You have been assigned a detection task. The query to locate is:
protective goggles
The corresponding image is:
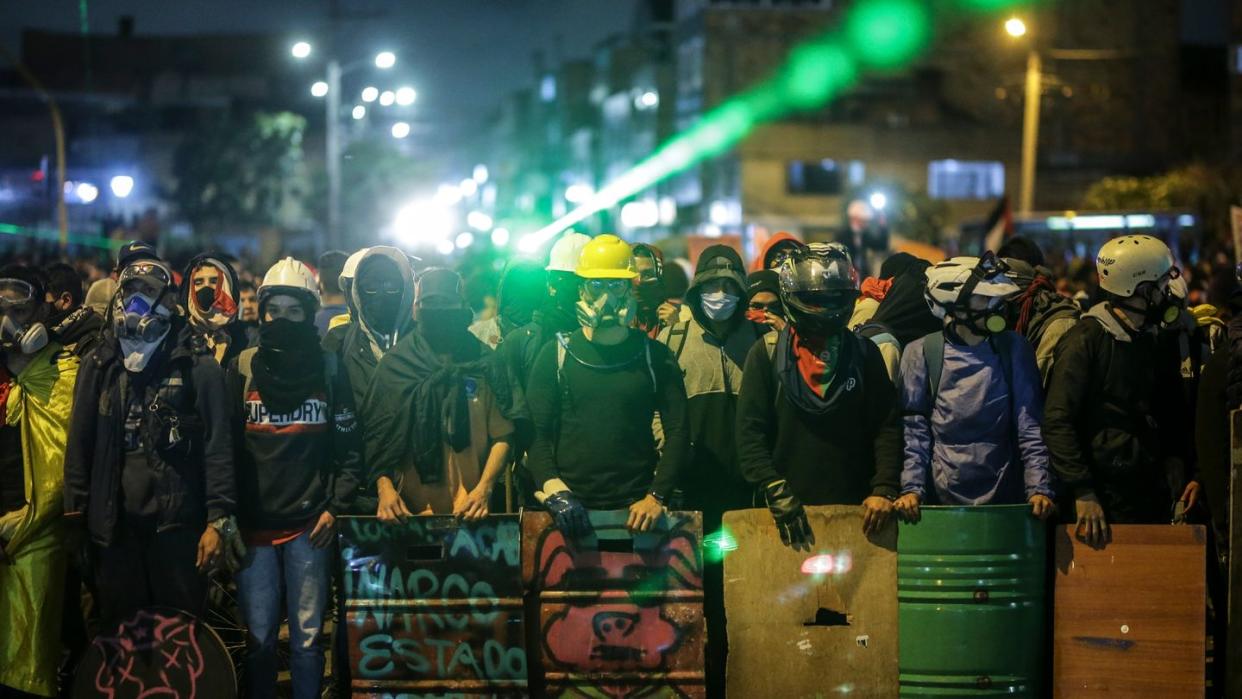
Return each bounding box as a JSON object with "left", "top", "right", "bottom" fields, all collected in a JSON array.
[
  {"left": 0, "top": 279, "right": 36, "bottom": 310},
  {"left": 582, "top": 278, "right": 633, "bottom": 297},
  {"left": 118, "top": 260, "right": 172, "bottom": 289}
]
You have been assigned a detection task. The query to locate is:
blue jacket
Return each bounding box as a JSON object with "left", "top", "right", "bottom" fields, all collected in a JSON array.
[{"left": 898, "top": 331, "right": 1055, "bottom": 505}]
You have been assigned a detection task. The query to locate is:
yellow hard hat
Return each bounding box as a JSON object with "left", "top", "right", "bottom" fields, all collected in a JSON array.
[{"left": 575, "top": 234, "right": 637, "bottom": 280}]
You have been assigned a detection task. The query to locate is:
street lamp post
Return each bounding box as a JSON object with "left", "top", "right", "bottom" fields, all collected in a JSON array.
[
  {"left": 326, "top": 58, "right": 343, "bottom": 249},
  {"left": 296, "top": 43, "right": 397, "bottom": 249},
  {"left": 1019, "top": 48, "right": 1041, "bottom": 217},
  {"left": 1006, "top": 17, "right": 1041, "bottom": 216}
]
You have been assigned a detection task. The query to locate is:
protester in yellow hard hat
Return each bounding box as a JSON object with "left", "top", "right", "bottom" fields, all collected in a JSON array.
[{"left": 525, "top": 234, "right": 690, "bottom": 539}]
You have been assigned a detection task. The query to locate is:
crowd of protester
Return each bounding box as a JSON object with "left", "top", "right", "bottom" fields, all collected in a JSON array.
[{"left": 0, "top": 227, "right": 1236, "bottom": 698}]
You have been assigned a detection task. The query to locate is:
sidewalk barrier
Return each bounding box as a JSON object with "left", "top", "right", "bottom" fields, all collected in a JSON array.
[
  {"left": 898, "top": 505, "right": 1046, "bottom": 697},
  {"left": 521, "top": 509, "right": 705, "bottom": 697},
  {"left": 1053, "top": 524, "right": 1206, "bottom": 697},
  {"left": 723, "top": 505, "right": 898, "bottom": 697},
  {"left": 337, "top": 515, "right": 526, "bottom": 696}
]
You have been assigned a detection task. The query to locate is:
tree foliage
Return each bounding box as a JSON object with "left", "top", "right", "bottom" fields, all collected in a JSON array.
[
  {"left": 1082, "top": 164, "right": 1242, "bottom": 248},
  {"left": 172, "top": 111, "right": 309, "bottom": 233}
]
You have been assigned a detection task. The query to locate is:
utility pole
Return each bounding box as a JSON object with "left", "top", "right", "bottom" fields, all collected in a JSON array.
[
  {"left": 326, "top": 58, "right": 342, "bottom": 250},
  {"left": 1018, "top": 49, "right": 1041, "bottom": 216}
]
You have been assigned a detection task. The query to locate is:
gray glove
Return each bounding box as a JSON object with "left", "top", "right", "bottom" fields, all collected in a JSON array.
[{"left": 210, "top": 516, "right": 248, "bottom": 572}]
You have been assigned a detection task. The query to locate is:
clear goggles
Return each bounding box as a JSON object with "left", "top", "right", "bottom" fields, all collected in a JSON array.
[{"left": 0, "top": 279, "right": 36, "bottom": 310}]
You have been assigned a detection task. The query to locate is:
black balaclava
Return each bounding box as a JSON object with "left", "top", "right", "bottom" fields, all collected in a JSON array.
[
  {"left": 253, "top": 293, "right": 323, "bottom": 414},
  {"left": 415, "top": 268, "right": 476, "bottom": 359},
  {"left": 357, "top": 256, "right": 405, "bottom": 336},
  {"left": 497, "top": 260, "right": 547, "bottom": 337}
]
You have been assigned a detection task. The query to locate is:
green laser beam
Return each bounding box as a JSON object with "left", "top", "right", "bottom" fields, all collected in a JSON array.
[
  {"left": 0, "top": 222, "right": 120, "bottom": 250},
  {"left": 519, "top": 0, "right": 1027, "bottom": 251}
]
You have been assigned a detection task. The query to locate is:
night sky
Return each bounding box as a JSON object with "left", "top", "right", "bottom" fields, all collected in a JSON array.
[{"left": 1, "top": 1, "right": 639, "bottom": 139}]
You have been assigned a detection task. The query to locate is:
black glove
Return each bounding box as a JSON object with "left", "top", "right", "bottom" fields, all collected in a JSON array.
[
  {"left": 765, "top": 480, "right": 814, "bottom": 549},
  {"left": 545, "top": 491, "right": 594, "bottom": 542}
]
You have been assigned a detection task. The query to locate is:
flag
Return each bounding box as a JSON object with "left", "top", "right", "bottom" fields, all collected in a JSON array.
[{"left": 981, "top": 195, "right": 1012, "bottom": 254}]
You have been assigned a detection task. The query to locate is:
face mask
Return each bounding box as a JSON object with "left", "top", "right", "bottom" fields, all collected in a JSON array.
[
  {"left": 259, "top": 317, "right": 318, "bottom": 353},
  {"left": 194, "top": 287, "right": 217, "bottom": 311},
  {"left": 576, "top": 291, "right": 635, "bottom": 330},
  {"left": 418, "top": 307, "right": 472, "bottom": 337},
  {"left": 700, "top": 291, "right": 739, "bottom": 321},
  {"left": 953, "top": 306, "right": 1008, "bottom": 336},
  {"left": 1117, "top": 283, "right": 1180, "bottom": 329},
  {"left": 0, "top": 315, "right": 48, "bottom": 354},
  {"left": 361, "top": 291, "right": 402, "bottom": 335},
  {"left": 634, "top": 281, "right": 667, "bottom": 310}
]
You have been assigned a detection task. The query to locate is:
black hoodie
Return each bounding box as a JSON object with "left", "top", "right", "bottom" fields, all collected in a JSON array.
[{"left": 657, "top": 245, "right": 760, "bottom": 512}]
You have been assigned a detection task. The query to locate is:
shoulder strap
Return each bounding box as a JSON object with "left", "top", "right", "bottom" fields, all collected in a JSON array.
[
  {"left": 923, "top": 331, "right": 945, "bottom": 400},
  {"left": 764, "top": 331, "right": 781, "bottom": 408},
  {"left": 556, "top": 332, "right": 569, "bottom": 386},
  {"left": 643, "top": 336, "right": 658, "bottom": 394},
  {"left": 668, "top": 320, "right": 691, "bottom": 361}
]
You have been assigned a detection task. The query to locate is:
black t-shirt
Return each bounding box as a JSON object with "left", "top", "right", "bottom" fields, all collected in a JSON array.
[
  {"left": 526, "top": 328, "right": 690, "bottom": 509},
  {"left": 0, "top": 424, "right": 24, "bottom": 515}
]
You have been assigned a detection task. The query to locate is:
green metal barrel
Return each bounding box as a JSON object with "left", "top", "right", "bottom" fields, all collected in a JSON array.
[{"left": 898, "top": 505, "right": 1047, "bottom": 697}]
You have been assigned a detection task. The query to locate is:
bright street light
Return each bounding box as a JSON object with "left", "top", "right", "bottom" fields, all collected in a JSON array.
[
  {"left": 1005, "top": 17, "right": 1027, "bottom": 38},
  {"left": 565, "top": 183, "right": 594, "bottom": 204},
  {"left": 361, "top": 86, "right": 379, "bottom": 103},
  {"left": 436, "top": 239, "right": 455, "bottom": 256},
  {"left": 472, "top": 164, "right": 489, "bottom": 184},
  {"left": 110, "top": 175, "right": 134, "bottom": 198},
  {"left": 291, "top": 41, "right": 312, "bottom": 59},
  {"left": 459, "top": 178, "right": 479, "bottom": 197},
  {"left": 74, "top": 181, "right": 99, "bottom": 204},
  {"left": 455, "top": 231, "right": 475, "bottom": 249},
  {"left": 869, "top": 191, "right": 888, "bottom": 210},
  {"left": 636, "top": 91, "right": 659, "bottom": 109},
  {"left": 395, "top": 86, "right": 417, "bottom": 106},
  {"left": 393, "top": 199, "right": 454, "bottom": 247},
  {"left": 379, "top": 90, "right": 395, "bottom": 106},
  {"left": 435, "top": 184, "right": 463, "bottom": 206},
  {"left": 351, "top": 105, "right": 366, "bottom": 120},
  {"left": 491, "top": 227, "right": 511, "bottom": 247},
  {"left": 391, "top": 121, "right": 410, "bottom": 139},
  {"left": 375, "top": 51, "right": 396, "bottom": 69},
  {"left": 466, "top": 211, "right": 493, "bottom": 231},
  {"left": 310, "top": 81, "right": 329, "bottom": 98}
]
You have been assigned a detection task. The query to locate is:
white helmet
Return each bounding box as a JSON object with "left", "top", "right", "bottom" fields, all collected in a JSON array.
[
  {"left": 259, "top": 257, "right": 320, "bottom": 310},
  {"left": 546, "top": 232, "right": 592, "bottom": 273},
  {"left": 1095, "top": 235, "right": 1175, "bottom": 297},
  {"left": 339, "top": 247, "right": 370, "bottom": 296},
  {"left": 924, "top": 255, "right": 1021, "bottom": 323}
]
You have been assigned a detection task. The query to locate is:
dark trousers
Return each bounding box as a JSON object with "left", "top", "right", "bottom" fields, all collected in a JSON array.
[{"left": 93, "top": 520, "right": 206, "bottom": 628}]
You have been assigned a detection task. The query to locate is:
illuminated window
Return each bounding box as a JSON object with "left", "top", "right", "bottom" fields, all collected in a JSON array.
[
  {"left": 786, "top": 159, "right": 863, "bottom": 195},
  {"left": 928, "top": 160, "right": 1004, "bottom": 200}
]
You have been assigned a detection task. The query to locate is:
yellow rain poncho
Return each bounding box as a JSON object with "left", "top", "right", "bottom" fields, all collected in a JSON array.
[{"left": 0, "top": 344, "right": 79, "bottom": 696}]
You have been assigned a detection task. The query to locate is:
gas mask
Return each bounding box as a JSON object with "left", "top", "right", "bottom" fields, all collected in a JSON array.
[
  {"left": 114, "top": 261, "right": 174, "bottom": 344},
  {"left": 576, "top": 278, "right": 636, "bottom": 330},
  {"left": 1118, "top": 279, "right": 1181, "bottom": 329},
  {"left": 0, "top": 278, "right": 49, "bottom": 355},
  {"left": 946, "top": 254, "right": 1012, "bottom": 337}
]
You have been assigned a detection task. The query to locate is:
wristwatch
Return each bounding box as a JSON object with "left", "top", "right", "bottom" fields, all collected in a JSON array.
[
  {"left": 649, "top": 491, "right": 668, "bottom": 507},
  {"left": 209, "top": 516, "right": 237, "bottom": 538}
]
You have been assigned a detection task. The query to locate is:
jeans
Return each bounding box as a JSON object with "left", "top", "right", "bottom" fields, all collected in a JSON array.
[{"left": 235, "top": 529, "right": 330, "bottom": 699}]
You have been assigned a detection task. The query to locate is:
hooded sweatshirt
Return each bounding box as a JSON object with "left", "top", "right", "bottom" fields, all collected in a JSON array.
[
  {"left": 469, "top": 259, "right": 546, "bottom": 349},
  {"left": 328, "top": 247, "right": 416, "bottom": 411},
  {"left": 750, "top": 231, "right": 802, "bottom": 272},
  {"left": 180, "top": 254, "right": 247, "bottom": 366},
  {"left": 657, "top": 245, "right": 760, "bottom": 512},
  {"left": 1043, "top": 302, "right": 1191, "bottom": 523}
]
